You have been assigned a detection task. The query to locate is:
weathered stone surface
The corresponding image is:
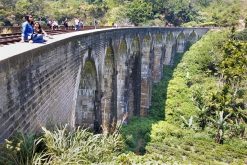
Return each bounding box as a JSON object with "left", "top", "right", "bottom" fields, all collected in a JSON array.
[{"left": 0, "top": 27, "right": 208, "bottom": 141}]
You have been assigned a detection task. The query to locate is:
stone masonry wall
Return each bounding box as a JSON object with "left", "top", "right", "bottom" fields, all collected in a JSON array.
[
  {"left": 0, "top": 27, "right": 208, "bottom": 141},
  {"left": 0, "top": 40, "right": 81, "bottom": 141}
]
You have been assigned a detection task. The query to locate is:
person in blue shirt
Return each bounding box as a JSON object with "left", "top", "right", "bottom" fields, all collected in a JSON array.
[{"left": 21, "top": 15, "right": 34, "bottom": 42}]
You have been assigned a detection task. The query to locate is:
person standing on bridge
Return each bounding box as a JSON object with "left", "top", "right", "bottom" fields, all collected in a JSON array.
[
  {"left": 74, "top": 18, "right": 80, "bottom": 31},
  {"left": 63, "top": 18, "right": 69, "bottom": 30},
  {"left": 21, "top": 15, "right": 34, "bottom": 42},
  {"left": 94, "top": 19, "right": 98, "bottom": 29},
  {"left": 80, "top": 19, "right": 84, "bottom": 29}
]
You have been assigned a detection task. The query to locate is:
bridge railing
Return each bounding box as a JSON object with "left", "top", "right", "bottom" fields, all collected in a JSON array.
[
  {"left": 0, "top": 25, "right": 116, "bottom": 34},
  {"left": 0, "top": 25, "right": 117, "bottom": 45}
]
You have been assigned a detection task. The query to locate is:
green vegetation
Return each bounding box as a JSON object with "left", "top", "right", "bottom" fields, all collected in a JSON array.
[
  {"left": 0, "top": 0, "right": 246, "bottom": 27},
  {"left": 234, "top": 28, "right": 247, "bottom": 41},
  {"left": 0, "top": 133, "right": 38, "bottom": 165},
  {"left": 120, "top": 54, "right": 179, "bottom": 154},
  {"left": 0, "top": 126, "right": 125, "bottom": 164},
  {"left": 119, "top": 29, "right": 247, "bottom": 164},
  {"left": 126, "top": 0, "right": 153, "bottom": 26}
]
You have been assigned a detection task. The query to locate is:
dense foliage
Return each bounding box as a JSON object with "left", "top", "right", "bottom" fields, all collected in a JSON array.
[
  {"left": 0, "top": 0, "right": 246, "bottom": 27},
  {"left": 120, "top": 64, "right": 174, "bottom": 154},
  {"left": 234, "top": 28, "right": 247, "bottom": 41},
  {"left": 119, "top": 29, "right": 247, "bottom": 163}
]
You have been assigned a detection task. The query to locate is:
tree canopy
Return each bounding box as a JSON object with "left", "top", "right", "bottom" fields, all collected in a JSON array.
[{"left": 0, "top": 0, "right": 246, "bottom": 27}]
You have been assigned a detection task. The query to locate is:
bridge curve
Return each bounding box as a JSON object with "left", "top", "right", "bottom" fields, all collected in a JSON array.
[{"left": 0, "top": 27, "right": 208, "bottom": 140}]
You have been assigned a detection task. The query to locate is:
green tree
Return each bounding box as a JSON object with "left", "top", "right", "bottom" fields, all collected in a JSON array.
[
  {"left": 205, "top": 39, "right": 247, "bottom": 139},
  {"left": 15, "top": 0, "right": 31, "bottom": 15},
  {"left": 210, "top": 111, "right": 231, "bottom": 144},
  {"left": 126, "top": 0, "right": 153, "bottom": 26}
]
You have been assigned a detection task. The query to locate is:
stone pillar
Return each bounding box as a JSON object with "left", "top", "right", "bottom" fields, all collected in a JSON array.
[
  {"left": 140, "top": 35, "right": 152, "bottom": 116},
  {"left": 164, "top": 43, "right": 174, "bottom": 65},
  {"left": 128, "top": 37, "right": 141, "bottom": 117},
  {"left": 116, "top": 39, "right": 128, "bottom": 123},
  {"left": 101, "top": 45, "right": 117, "bottom": 133},
  {"left": 152, "top": 34, "right": 163, "bottom": 83}
]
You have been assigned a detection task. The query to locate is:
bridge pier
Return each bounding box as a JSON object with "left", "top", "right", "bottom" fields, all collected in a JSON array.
[
  {"left": 140, "top": 35, "right": 152, "bottom": 116},
  {"left": 116, "top": 39, "right": 128, "bottom": 123},
  {"left": 128, "top": 37, "right": 142, "bottom": 117},
  {"left": 152, "top": 34, "right": 164, "bottom": 83},
  {"left": 101, "top": 45, "right": 117, "bottom": 133}
]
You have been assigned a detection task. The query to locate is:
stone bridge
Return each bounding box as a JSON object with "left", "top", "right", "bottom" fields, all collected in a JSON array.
[{"left": 0, "top": 27, "right": 208, "bottom": 141}]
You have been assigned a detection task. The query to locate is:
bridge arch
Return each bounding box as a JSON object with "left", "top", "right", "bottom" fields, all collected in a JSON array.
[
  {"left": 164, "top": 32, "right": 175, "bottom": 65},
  {"left": 188, "top": 30, "right": 198, "bottom": 45},
  {"left": 176, "top": 32, "right": 186, "bottom": 53},
  {"left": 166, "top": 32, "right": 175, "bottom": 43},
  {"left": 75, "top": 54, "right": 100, "bottom": 129}
]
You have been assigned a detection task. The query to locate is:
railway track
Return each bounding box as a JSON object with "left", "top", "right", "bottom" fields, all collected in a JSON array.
[{"left": 0, "top": 26, "right": 113, "bottom": 45}]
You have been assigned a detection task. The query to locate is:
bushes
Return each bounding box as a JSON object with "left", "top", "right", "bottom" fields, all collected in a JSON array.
[
  {"left": 120, "top": 63, "right": 177, "bottom": 154},
  {"left": 119, "top": 30, "right": 245, "bottom": 163},
  {"left": 234, "top": 28, "right": 247, "bottom": 41},
  {"left": 120, "top": 117, "right": 154, "bottom": 154},
  {"left": 139, "top": 30, "right": 247, "bottom": 163},
  {"left": 146, "top": 135, "right": 247, "bottom": 164},
  {"left": 0, "top": 133, "right": 38, "bottom": 165},
  {"left": 150, "top": 122, "right": 188, "bottom": 142},
  {"left": 165, "top": 30, "right": 228, "bottom": 125}
]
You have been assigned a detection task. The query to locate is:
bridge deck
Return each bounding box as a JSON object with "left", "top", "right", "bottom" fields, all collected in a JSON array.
[
  {"left": 0, "top": 28, "right": 115, "bottom": 61},
  {"left": 0, "top": 27, "right": 209, "bottom": 62}
]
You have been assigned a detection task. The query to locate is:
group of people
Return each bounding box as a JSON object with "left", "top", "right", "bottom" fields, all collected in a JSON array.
[
  {"left": 47, "top": 20, "right": 59, "bottom": 30},
  {"left": 74, "top": 18, "right": 84, "bottom": 31},
  {"left": 21, "top": 15, "right": 102, "bottom": 43},
  {"left": 21, "top": 15, "right": 48, "bottom": 43}
]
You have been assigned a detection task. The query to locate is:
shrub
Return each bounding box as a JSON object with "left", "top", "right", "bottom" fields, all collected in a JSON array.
[
  {"left": 234, "top": 28, "right": 247, "bottom": 41},
  {"left": 33, "top": 126, "right": 125, "bottom": 164},
  {"left": 0, "top": 133, "right": 38, "bottom": 165},
  {"left": 120, "top": 117, "right": 154, "bottom": 153},
  {"left": 0, "top": 126, "right": 125, "bottom": 165},
  {"left": 139, "top": 30, "right": 247, "bottom": 163},
  {"left": 150, "top": 122, "right": 188, "bottom": 143}
]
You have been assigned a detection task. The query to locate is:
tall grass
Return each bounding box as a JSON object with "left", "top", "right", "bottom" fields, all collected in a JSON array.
[
  {"left": 33, "top": 125, "right": 125, "bottom": 164},
  {"left": 0, "top": 133, "right": 38, "bottom": 165},
  {"left": 0, "top": 125, "right": 125, "bottom": 165}
]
